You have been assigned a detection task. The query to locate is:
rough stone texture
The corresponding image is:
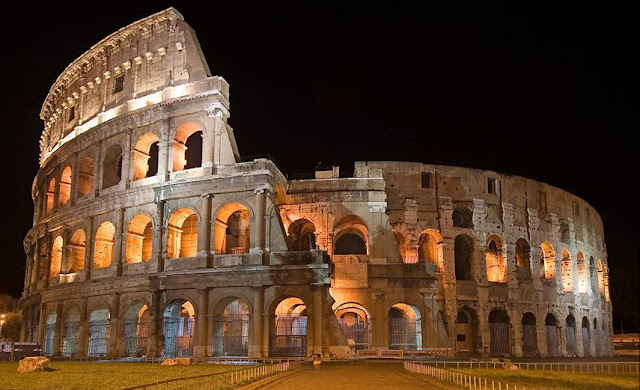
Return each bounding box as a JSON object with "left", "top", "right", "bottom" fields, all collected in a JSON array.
[
  {"left": 19, "top": 8, "right": 613, "bottom": 361},
  {"left": 17, "top": 357, "right": 50, "bottom": 373},
  {"left": 161, "top": 358, "right": 191, "bottom": 366}
]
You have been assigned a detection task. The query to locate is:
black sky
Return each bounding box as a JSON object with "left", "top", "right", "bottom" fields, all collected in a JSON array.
[{"left": 2, "top": 2, "right": 637, "bottom": 331}]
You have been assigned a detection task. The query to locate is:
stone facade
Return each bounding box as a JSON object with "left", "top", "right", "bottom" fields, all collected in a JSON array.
[{"left": 20, "top": 8, "right": 613, "bottom": 360}]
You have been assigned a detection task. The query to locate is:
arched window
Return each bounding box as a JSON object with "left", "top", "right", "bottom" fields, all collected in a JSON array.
[
  {"left": 64, "top": 229, "right": 86, "bottom": 274},
  {"left": 565, "top": 314, "right": 577, "bottom": 356},
  {"left": 597, "top": 260, "right": 605, "bottom": 296},
  {"left": 58, "top": 166, "right": 72, "bottom": 205},
  {"left": 288, "top": 219, "right": 317, "bottom": 251},
  {"left": 62, "top": 307, "right": 80, "bottom": 357},
  {"left": 50, "top": 236, "right": 63, "bottom": 277},
  {"left": 43, "top": 311, "right": 57, "bottom": 356},
  {"left": 454, "top": 235, "right": 473, "bottom": 280},
  {"left": 521, "top": 312, "right": 537, "bottom": 357},
  {"left": 76, "top": 156, "right": 94, "bottom": 197},
  {"left": 561, "top": 249, "right": 574, "bottom": 292},
  {"left": 213, "top": 298, "right": 250, "bottom": 357},
  {"left": 173, "top": 122, "right": 203, "bottom": 172},
  {"left": 582, "top": 317, "right": 591, "bottom": 357},
  {"left": 452, "top": 205, "right": 473, "bottom": 228},
  {"left": 334, "top": 302, "right": 372, "bottom": 352},
  {"left": 88, "top": 305, "right": 111, "bottom": 357},
  {"left": 46, "top": 178, "right": 56, "bottom": 213},
  {"left": 271, "top": 297, "right": 307, "bottom": 357},
  {"left": 126, "top": 214, "right": 153, "bottom": 263},
  {"left": 515, "top": 238, "right": 531, "bottom": 279},
  {"left": 418, "top": 230, "right": 441, "bottom": 265},
  {"left": 167, "top": 208, "right": 199, "bottom": 259},
  {"left": 486, "top": 237, "right": 506, "bottom": 283},
  {"left": 540, "top": 242, "right": 555, "bottom": 279},
  {"left": 93, "top": 222, "right": 116, "bottom": 268},
  {"left": 214, "top": 203, "right": 250, "bottom": 255},
  {"left": 333, "top": 215, "right": 368, "bottom": 255},
  {"left": 576, "top": 252, "right": 589, "bottom": 294},
  {"left": 388, "top": 304, "right": 422, "bottom": 350},
  {"left": 132, "top": 133, "right": 160, "bottom": 180},
  {"left": 163, "top": 300, "right": 196, "bottom": 358},
  {"left": 124, "top": 301, "right": 149, "bottom": 357},
  {"left": 102, "top": 144, "right": 123, "bottom": 189}
]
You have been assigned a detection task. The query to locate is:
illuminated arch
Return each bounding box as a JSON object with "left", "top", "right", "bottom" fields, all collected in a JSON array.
[
  {"left": 102, "top": 144, "right": 123, "bottom": 189},
  {"left": 46, "top": 178, "right": 56, "bottom": 213},
  {"left": 58, "top": 166, "right": 72, "bottom": 205},
  {"left": 561, "top": 249, "right": 574, "bottom": 292},
  {"left": 334, "top": 302, "right": 372, "bottom": 351},
  {"left": 163, "top": 300, "right": 196, "bottom": 358},
  {"left": 172, "top": 122, "right": 204, "bottom": 172},
  {"left": 167, "top": 208, "right": 199, "bottom": 259},
  {"left": 214, "top": 203, "right": 251, "bottom": 255},
  {"left": 76, "top": 156, "right": 94, "bottom": 197},
  {"left": 64, "top": 229, "right": 86, "bottom": 274},
  {"left": 418, "top": 229, "right": 443, "bottom": 269},
  {"left": 124, "top": 300, "right": 149, "bottom": 357},
  {"left": 486, "top": 235, "right": 506, "bottom": 283},
  {"left": 540, "top": 242, "right": 555, "bottom": 279},
  {"left": 388, "top": 303, "right": 422, "bottom": 350},
  {"left": 126, "top": 214, "right": 153, "bottom": 263},
  {"left": 50, "top": 235, "right": 63, "bottom": 277},
  {"left": 132, "top": 132, "right": 160, "bottom": 180},
  {"left": 288, "top": 218, "right": 316, "bottom": 251},
  {"left": 271, "top": 297, "right": 308, "bottom": 357},
  {"left": 333, "top": 215, "right": 368, "bottom": 255},
  {"left": 93, "top": 221, "right": 116, "bottom": 268}
]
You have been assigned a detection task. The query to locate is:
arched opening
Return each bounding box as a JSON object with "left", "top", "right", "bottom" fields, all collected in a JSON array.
[
  {"left": 561, "top": 249, "right": 574, "bottom": 292},
  {"left": 486, "top": 236, "right": 506, "bottom": 283},
  {"left": 454, "top": 234, "right": 473, "bottom": 280},
  {"left": 124, "top": 301, "right": 149, "bottom": 357},
  {"left": 582, "top": 317, "right": 591, "bottom": 357},
  {"left": 288, "top": 219, "right": 317, "bottom": 251},
  {"left": 488, "top": 309, "right": 510, "bottom": 355},
  {"left": 102, "top": 144, "right": 123, "bottom": 189},
  {"left": 58, "top": 166, "right": 72, "bottom": 205},
  {"left": 214, "top": 298, "right": 250, "bottom": 356},
  {"left": 593, "top": 318, "right": 601, "bottom": 356},
  {"left": 515, "top": 238, "right": 532, "bottom": 280},
  {"left": 62, "top": 307, "right": 80, "bottom": 357},
  {"left": 50, "top": 235, "right": 63, "bottom": 278},
  {"left": 335, "top": 302, "right": 372, "bottom": 352},
  {"left": 333, "top": 215, "right": 368, "bottom": 255},
  {"left": 577, "top": 252, "right": 589, "bottom": 294},
  {"left": 88, "top": 305, "right": 111, "bottom": 357},
  {"left": 93, "top": 222, "right": 115, "bottom": 269},
  {"left": 452, "top": 205, "right": 473, "bottom": 228},
  {"left": 167, "top": 208, "right": 199, "bottom": 259},
  {"left": 126, "top": 214, "right": 153, "bottom": 263},
  {"left": 455, "top": 309, "right": 478, "bottom": 355},
  {"left": 565, "top": 314, "right": 577, "bottom": 356},
  {"left": 271, "top": 297, "right": 307, "bottom": 357},
  {"left": 173, "top": 122, "right": 203, "bottom": 172},
  {"left": 394, "top": 232, "right": 407, "bottom": 261},
  {"left": 132, "top": 133, "right": 160, "bottom": 180},
  {"left": 521, "top": 312, "right": 538, "bottom": 357},
  {"left": 597, "top": 260, "right": 605, "bottom": 296},
  {"left": 76, "top": 156, "right": 94, "bottom": 197},
  {"left": 418, "top": 230, "right": 442, "bottom": 267},
  {"left": 540, "top": 242, "right": 555, "bottom": 279},
  {"left": 388, "top": 304, "right": 422, "bottom": 350},
  {"left": 46, "top": 178, "right": 56, "bottom": 213},
  {"left": 163, "top": 300, "right": 195, "bottom": 358},
  {"left": 43, "top": 311, "right": 57, "bottom": 356},
  {"left": 64, "top": 229, "right": 85, "bottom": 274},
  {"left": 545, "top": 314, "right": 560, "bottom": 357},
  {"left": 214, "top": 203, "right": 250, "bottom": 255}
]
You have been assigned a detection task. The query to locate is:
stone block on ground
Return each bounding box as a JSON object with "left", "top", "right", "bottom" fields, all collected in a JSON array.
[{"left": 17, "top": 356, "right": 51, "bottom": 373}]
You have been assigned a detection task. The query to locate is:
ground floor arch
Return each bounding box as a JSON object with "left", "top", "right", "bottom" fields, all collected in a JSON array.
[
  {"left": 163, "top": 300, "right": 195, "bottom": 358},
  {"left": 521, "top": 312, "right": 538, "bottom": 357},
  {"left": 545, "top": 313, "right": 560, "bottom": 357},
  {"left": 334, "top": 302, "right": 372, "bottom": 352},
  {"left": 213, "top": 298, "right": 250, "bottom": 356},
  {"left": 582, "top": 316, "right": 591, "bottom": 357},
  {"left": 62, "top": 307, "right": 81, "bottom": 356},
  {"left": 489, "top": 309, "right": 510, "bottom": 355},
  {"left": 565, "top": 314, "right": 577, "bottom": 356},
  {"left": 124, "top": 301, "right": 149, "bottom": 357},
  {"left": 270, "top": 297, "right": 307, "bottom": 357},
  {"left": 43, "top": 311, "right": 57, "bottom": 356},
  {"left": 455, "top": 308, "right": 478, "bottom": 355},
  {"left": 388, "top": 303, "right": 422, "bottom": 350},
  {"left": 88, "top": 306, "right": 111, "bottom": 357}
]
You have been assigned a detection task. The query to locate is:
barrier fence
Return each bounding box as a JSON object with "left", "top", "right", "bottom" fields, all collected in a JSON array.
[
  {"left": 405, "top": 361, "right": 526, "bottom": 390},
  {"left": 426, "top": 361, "right": 640, "bottom": 374},
  {"left": 121, "top": 360, "right": 300, "bottom": 390}
]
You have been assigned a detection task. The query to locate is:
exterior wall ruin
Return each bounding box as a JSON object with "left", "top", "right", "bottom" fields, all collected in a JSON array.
[{"left": 20, "top": 8, "right": 613, "bottom": 360}]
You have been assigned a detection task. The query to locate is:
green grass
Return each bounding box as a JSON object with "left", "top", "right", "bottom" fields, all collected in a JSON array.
[
  {"left": 0, "top": 361, "right": 244, "bottom": 389},
  {"left": 456, "top": 368, "right": 640, "bottom": 390}
]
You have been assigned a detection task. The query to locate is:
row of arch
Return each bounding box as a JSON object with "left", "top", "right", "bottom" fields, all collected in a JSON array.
[
  {"left": 455, "top": 308, "right": 610, "bottom": 357},
  {"left": 41, "top": 121, "right": 207, "bottom": 217}
]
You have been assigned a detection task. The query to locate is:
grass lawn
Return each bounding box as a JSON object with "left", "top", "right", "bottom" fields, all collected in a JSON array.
[
  {"left": 457, "top": 368, "right": 640, "bottom": 390},
  {"left": 0, "top": 361, "right": 244, "bottom": 389}
]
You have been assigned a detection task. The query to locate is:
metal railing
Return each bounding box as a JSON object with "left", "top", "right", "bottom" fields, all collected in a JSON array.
[
  {"left": 424, "top": 360, "right": 640, "bottom": 374},
  {"left": 121, "top": 360, "right": 300, "bottom": 390},
  {"left": 405, "top": 361, "right": 527, "bottom": 390}
]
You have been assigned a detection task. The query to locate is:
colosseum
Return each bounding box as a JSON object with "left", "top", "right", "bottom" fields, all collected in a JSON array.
[{"left": 19, "top": 8, "right": 613, "bottom": 360}]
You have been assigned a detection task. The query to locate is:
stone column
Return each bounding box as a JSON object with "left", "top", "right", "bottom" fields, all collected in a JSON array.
[
  {"left": 312, "top": 284, "right": 323, "bottom": 357},
  {"left": 250, "top": 287, "right": 264, "bottom": 358},
  {"left": 42, "top": 234, "right": 52, "bottom": 288},
  {"left": 254, "top": 189, "right": 266, "bottom": 252},
  {"left": 197, "top": 194, "right": 212, "bottom": 263},
  {"left": 108, "top": 294, "right": 120, "bottom": 357},
  {"left": 372, "top": 292, "right": 386, "bottom": 349},
  {"left": 194, "top": 288, "right": 209, "bottom": 357},
  {"left": 31, "top": 238, "right": 40, "bottom": 292},
  {"left": 157, "top": 119, "right": 171, "bottom": 182},
  {"left": 114, "top": 208, "right": 125, "bottom": 276},
  {"left": 83, "top": 217, "right": 94, "bottom": 281},
  {"left": 147, "top": 290, "right": 163, "bottom": 358},
  {"left": 23, "top": 249, "right": 32, "bottom": 296},
  {"left": 53, "top": 302, "right": 64, "bottom": 356},
  {"left": 202, "top": 113, "right": 217, "bottom": 176},
  {"left": 122, "top": 129, "right": 133, "bottom": 189},
  {"left": 153, "top": 200, "right": 165, "bottom": 273},
  {"left": 20, "top": 308, "right": 28, "bottom": 342},
  {"left": 93, "top": 141, "right": 102, "bottom": 196},
  {"left": 37, "top": 304, "right": 46, "bottom": 346},
  {"left": 69, "top": 155, "right": 78, "bottom": 206},
  {"left": 60, "top": 227, "right": 70, "bottom": 274},
  {"left": 76, "top": 297, "right": 88, "bottom": 357}
]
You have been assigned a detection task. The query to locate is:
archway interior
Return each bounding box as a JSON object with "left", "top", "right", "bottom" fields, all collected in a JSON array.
[
  {"left": 288, "top": 219, "right": 317, "bottom": 251},
  {"left": 271, "top": 297, "right": 307, "bottom": 357},
  {"left": 515, "top": 239, "right": 532, "bottom": 279},
  {"left": 418, "top": 230, "right": 441, "bottom": 267},
  {"left": 46, "top": 178, "right": 56, "bottom": 213},
  {"left": 102, "top": 144, "right": 123, "bottom": 189},
  {"left": 66, "top": 229, "right": 86, "bottom": 274},
  {"left": 50, "top": 236, "right": 63, "bottom": 277},
  {"left": 214, "top": 299, "right": 250, "bottom": 356},
  {"left": 63, "top": 307, "right": 81, "bottom": 357},
  {"left": 488, "top": 309, "right": 510, "bottom": 355},
  {"left": 76, "top": 156, "right": 94, "bottom": 197},
  {"left": 163, "top": 300, "right": 195, "bottom": 358},
  {"left": 565, "top": 314, "right": 577, "bottom": 356},
  {"left": 455, "top": 309, "right": 475, "bottom": 354},
  {"left": 540, "top": 242, "right": 555, "bottom": 279},
  {"left": 59, "top": 166, "right": 72, "bottom": 205},
  {"left": 454, "top": 235, "right": 473, "bottom": 280},
  {"left": 333, "top": 216, "right": 368, "bottom": 255},
  {"left": 335, "top": 302, "right": 372, "bottom": 351},
  {"left": 132, "top": 133, "right": 160, "bottom": 180},
  {"left": 214, "top": 203, "right": 250, "bottom": 255},
  {"left": 582, "top": 316, "right": 591, "bottom": 357},
  {"left": 388, "top": 303, "right": 422, "bottom": 350},
  {"left": 167, "top": 208, "right": 198, "bottom": 259},
  {"left": 545, "top": 313, "right": 560, "bottom": 357},
  {"left": 126, "top": 214, "right": 153, "bottom": 263},
  {"left": 94, "top": 222, "right": 116, "bottom": 268},
  {"left": 521, "top": 312, "right": 537, "bottom": 357},
  {"left": 88, "top": 306, "right": 110, "bottom": 357},
  {"left": 44, "top": 311, "right": 57, "bottom": 356},
  {"left": 576, "top": 252, "right": 589, "bottom": 294},
  {"left": 486, "top": 238, "right": 507, "bottom": 283},
  {"left": 124, "top": 301, "right": 149, "bottom": 357},
  {"left": 173, "top": 122, "right": 203, "bottom": 172},
  {"left": 452, "top": 205, "right": 473, "bottom": 228}
]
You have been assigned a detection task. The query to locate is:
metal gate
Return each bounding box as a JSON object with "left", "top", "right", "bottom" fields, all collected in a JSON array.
[
  {"left": 63, "top": 321, "right": 79, "bottom": 356},
  {"left": 339, "top": 316, "right": 369, "bottom": 351},
  {"left": 389, "top": 317, "right": 419, "bottom": 350},
  {"left": 163, "top": 317, "right": 193, "bottom": 358},
  {"left": 43, "top": 323, "right": 55, "bottom": 356},
  {"left": 565, "top": 326, "right": 577, "bottom": 356},
  {"left": 124, "top": 318, "right": 149, "bottom": 357},
  {"left": 270, "top": 314, "right": 307, "bottom": 357},
  {"left": 489, "top": 322, "right": 509, "bottom": 355},
  {"left": 546, "top": 325, "right": 559, "bottom": 356},
  {"left": 522, "top": 325, "right": 537, "bottom": 357},
  {"left": 215, "top": 314, "right": 249, "bottom": 356},
  {"left": 88, "top": 319, "right": 110, "bottom": 357},
  {"left": 582, "top": 328, "right": 590, "bottom": 357}
]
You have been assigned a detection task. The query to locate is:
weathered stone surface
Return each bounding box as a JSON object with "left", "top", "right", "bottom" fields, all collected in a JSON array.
[
  {"left": 161, "top": 358, "right": 191, "bottom": 366},
  {"left": 17, "top": 357, "right": 50, "bottom": 373}
]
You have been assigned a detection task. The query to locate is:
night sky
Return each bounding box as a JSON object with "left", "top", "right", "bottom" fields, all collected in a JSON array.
[{"left": 2, "top": 2, "right": 637, "bottom": 332}]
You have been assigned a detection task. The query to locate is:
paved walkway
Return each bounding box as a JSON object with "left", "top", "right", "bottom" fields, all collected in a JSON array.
[{"left": 259, "top": 361, "right": 451, "bottom": 390}]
